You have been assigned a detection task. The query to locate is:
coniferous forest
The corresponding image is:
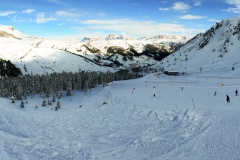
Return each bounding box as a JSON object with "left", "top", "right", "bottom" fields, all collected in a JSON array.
[
  {"left": 0, "top": 70, "right": 142, "bottom": 102},
  {"left": 0, "top": 59, "right": 22, "bottom": 77}
]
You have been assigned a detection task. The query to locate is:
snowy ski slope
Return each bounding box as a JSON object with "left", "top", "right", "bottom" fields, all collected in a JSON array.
[{"left": 1, "top": 69, "right": 240, "bottom": 160}]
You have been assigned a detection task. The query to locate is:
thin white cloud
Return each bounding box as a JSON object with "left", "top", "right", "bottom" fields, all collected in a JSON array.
[
  {"left": 0, "top": 11, "right": 15, "bottom": 16},
  {"left": 223, "top": 0, "right": 240, "bottom": 13},
  {"left": 208, "top": 18, "right": 220, "bottom": 22},
  {"left": 172, "top": 2, "right": 191, "bottom": 12},
  {"left": 130, "top": 3, "right": 139, "bottom": 6},
  {"left": 179, "top": 14, "right": 207, "bottom": 20},
  {"left": 222, "top": 7, "right": 240, "bottom": 13},
  {"left": 80, "top": 19, "right": 203, "bottom": 39},
  {"left": 58, "top": 22, "right": 65, "bottom": 26},
  {"left": 161, "top": 1, "right": 169, "bottom": 4},
  {"left": 45, "top": 0, "right": 65, "bottom": 5},
  {"left": 36, "top": 12, "right": 57, "bottom": 23},
  {"left": 12, "top": 15, "right": 33, "bottom": 22},
  {"left": 144, "top": 15, "right": 150, "bottom": 20},
  {"left": 56, "top": 11, "right": 79, "bottom": 17},
  {"left": 73, "top": 19, "right": 80, "bottom": 22},
  {"left": 225, "top": 0, "right": 240, "bottom": 8},
  {"left": 159, "top": 2, "right": 191, "bottom": 12},
  {"left": 194, "top": 1, "right": 202, "bottom": 6},
  {"left": 22, "top": 9, "right": 36, "bottom": 14},
  {"left": 159, "top": 7, "right": 171, "bottom": 11},
  {"left": 98, "top": 12, "right": 106, "bottom": 16}
]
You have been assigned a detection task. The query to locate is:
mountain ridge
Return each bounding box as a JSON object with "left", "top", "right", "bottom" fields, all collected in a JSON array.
[
  {"left": 81, "top": 34, "right": 187, "bottom": 43},
  {"left": 0, "top": 25, "right": 185, "bottom": 75},
  {"left": 158, "top": 17, "right": 240, "bottom": 75},
  {"left": 4, "top": 16, "right": 240, "bottom": 77}
]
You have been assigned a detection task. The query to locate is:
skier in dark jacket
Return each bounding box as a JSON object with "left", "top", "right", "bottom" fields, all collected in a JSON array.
[
  {"left": 235, "top": 90, "right": 238, "bottom": 96},
  {"left": 214, "top": 91, "right": 217, "bottom": 96},
  {"left": 226, "top": 95, "right": 230, "bottom": 103}
]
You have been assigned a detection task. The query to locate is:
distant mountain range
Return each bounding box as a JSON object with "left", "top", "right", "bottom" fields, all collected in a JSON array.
[
  {"left": 81, "top": 34, "right": 186, "bottom": 43},
  {"left": 0, "top": 25, "right": 186, "bottom": 75},
  {"left": 3, "top": 17, "right": 240, "bottom": 77}
]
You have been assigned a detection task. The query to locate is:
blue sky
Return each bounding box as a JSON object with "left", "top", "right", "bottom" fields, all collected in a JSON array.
[{"left": 0, "top": 0, "right": 240, "bottom": 40}]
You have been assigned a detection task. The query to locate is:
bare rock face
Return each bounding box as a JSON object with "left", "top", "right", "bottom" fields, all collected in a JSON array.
[
  {"left": 0, "top": 25, "right": 23, "bottom": 39},
  {"left": 105, "top": 34, "right": 135, "bottom": 41},
  {"left": 0, "top": 31, "right": 15, "bottom": 38},
  {"left": 8, "top": 26, "right": 14, "bottom": 31}
]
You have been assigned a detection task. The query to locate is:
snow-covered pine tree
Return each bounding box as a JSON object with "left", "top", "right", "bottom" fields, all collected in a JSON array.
[
  {"left": 48, "top": 100, "right": 52, "bottom": 105},
  {"left": 42, "top": 99, "right": 47, "bottom": 106},
  {"left": 55, "top": 100, "right": 61, "bottom": 111},
  {"left": 100, "top": 72, "right": 106, "bottom": 87},
  {"left": 84, "top": 78, "right": 89, "bottom": 94},
  {"left": 20, "top": 99, "right": 24, "bottom": 108},
  {"left": 76, "top": 73, "right": 82, "bottom": 90},
  {"left": 57, "top": 92, "right": 61, "bottom": 99},
  {"left": 92, "top": 71, "right": 99, "bottom": 88},
  {"left": 45, "top": 89, "right": 51, "bottom": 98},
  {"left": 52, "top": 95, "right": 56, "bottom": 102},
  {"left": 16, "top": 83, "right": 24, "bottom": 100},
  {"left": 66, "top": 80, "right": 72, "bottom": 96},
  {"left": 10, "top": 93, "right": 15, "bottom": 103}
]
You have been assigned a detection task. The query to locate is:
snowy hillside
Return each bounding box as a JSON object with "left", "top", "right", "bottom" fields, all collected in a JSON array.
[
  {"left": 159, "top": 17, "right": 240, "bottom": 75},
  {"left": 0, "top": 25, "right": 24, "bottom": 39},
  {"left": 1, "top": 68, "right": 240, "bottom": 159},
  {"left": 0, "top": 33, "right": 117, "bottom": 75},
  {"left": 0, "top": 25, "right": 186, "bottom": 75}
]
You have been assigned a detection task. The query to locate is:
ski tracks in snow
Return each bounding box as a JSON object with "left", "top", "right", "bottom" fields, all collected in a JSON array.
[
  {"left": 1, "top": 82, "right": 240, "bottom": 159},
  {"left": 83, "top": 84, "right": 221, "bottom": 160}
]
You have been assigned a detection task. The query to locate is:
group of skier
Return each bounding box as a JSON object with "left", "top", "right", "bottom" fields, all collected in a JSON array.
[
  {"left": 151, "top": 88, "right": 238, "bottom": 103},
  {"left": 139, "top": 83, "right": 238, "bottom": 103}
]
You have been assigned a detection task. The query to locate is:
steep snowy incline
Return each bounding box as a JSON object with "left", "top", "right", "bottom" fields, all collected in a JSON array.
[
  {"left": 159, "top": 17, "right": 240, "bottom": 74},
  {"left": 0, "top": 25, "right": 25, "bottom": 38},
  {"left": 0, "top": 37, "right": 113, "bottom": 74}
]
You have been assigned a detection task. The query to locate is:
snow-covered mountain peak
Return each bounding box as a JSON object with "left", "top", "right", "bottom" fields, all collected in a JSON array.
[
  {"left": 105, "top": 34, "right": 135, "bottom": 40},
  {"left": 137, "top": 36, "right": 148, "bottom": 41},
  {"left": 0, "top": 25, "right": 24, "bottom": 39},
  {"left": 81, "top": 37, "right": 104, "bottom": 42},
  {"left": 81, "top": 34, "right": 135, "bottom": 42},
  {"left": 146, "top": 35, "right": 187, "bottom": 43}
]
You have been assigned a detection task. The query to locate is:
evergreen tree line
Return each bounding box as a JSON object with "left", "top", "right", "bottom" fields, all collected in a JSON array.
[
  {"left": 0, "top": 59, "right": 22, "bottom": 77},
  {"left": 0, "top": 70, "right": 141, "bottom": 100}
]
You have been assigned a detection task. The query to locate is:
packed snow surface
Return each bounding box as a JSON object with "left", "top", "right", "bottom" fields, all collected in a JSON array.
[{"left": 1, "top": 69, "right": 240, "bottom": 160}]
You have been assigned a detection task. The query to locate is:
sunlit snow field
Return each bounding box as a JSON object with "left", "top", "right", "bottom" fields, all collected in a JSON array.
[{"left": 1, "top": 69, "right": 240, "bottom": 160}]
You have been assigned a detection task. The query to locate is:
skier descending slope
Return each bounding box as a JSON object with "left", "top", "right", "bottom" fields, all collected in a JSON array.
[{"left": 226, "top": 95, "right": 230, "bottom": 103}]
